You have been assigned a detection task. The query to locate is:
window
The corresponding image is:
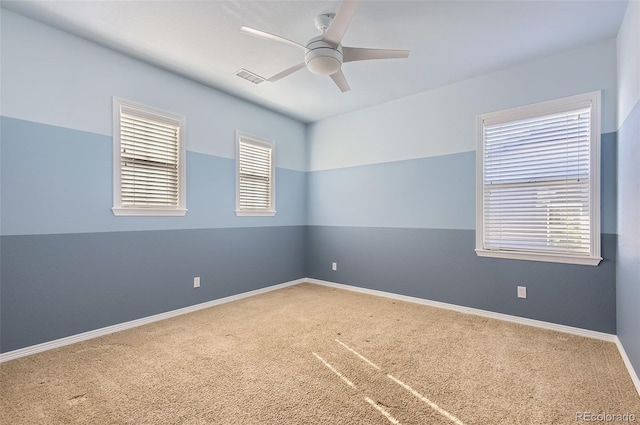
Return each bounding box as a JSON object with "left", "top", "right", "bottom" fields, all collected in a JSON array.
[
  {"left": 476, "top": 92, "right": 601, "bottom": 265},
  {"left": 112, "top": 98, "right": 187, "bottom": 216},
  {"left": 236, "top": 132, "right": 275, "bottom": 216}
]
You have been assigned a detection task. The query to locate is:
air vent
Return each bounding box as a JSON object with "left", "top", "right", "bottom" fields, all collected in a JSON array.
[{"left": 235, "top": 69, "right": 265, "bottom": 84}]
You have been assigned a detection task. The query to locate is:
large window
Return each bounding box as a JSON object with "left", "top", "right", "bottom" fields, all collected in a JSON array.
[
  {"left": 476, "top": 92, "right": 601, "bottom": 265},
  {"left": 112, "top": 98, "right": 187, "bottom": 216},
  {"left": 236, "top": 132, "right": 275, "bottom": 216}
]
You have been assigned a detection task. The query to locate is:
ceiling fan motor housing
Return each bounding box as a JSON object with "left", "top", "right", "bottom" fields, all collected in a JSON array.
[
  {"left": 305, "top": 36, "right": 343, "bottom": 75},
  {"left": 239, "top": 3, "right": 409, "bottom": 92}
]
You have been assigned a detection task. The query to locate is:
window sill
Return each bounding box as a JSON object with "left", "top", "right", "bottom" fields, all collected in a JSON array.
[
  {"left": 235, "top": 209, "right": 276, "bottom": 217},
  {"left": 475, "top": 249, "right": 602, "bottom": 266},
  {"left": 112, "top": 207, "right": 188, "bottom": 217}
]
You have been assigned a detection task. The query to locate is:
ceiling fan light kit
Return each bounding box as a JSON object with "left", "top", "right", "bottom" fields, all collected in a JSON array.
[
  {"left": 240, "top": 0, "right": 409, "bottom": 92},
  {"left": 305, "top": 37, "right": 343, "bottom": 75}
]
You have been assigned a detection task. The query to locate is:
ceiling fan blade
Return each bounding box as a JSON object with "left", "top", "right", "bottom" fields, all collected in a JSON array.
[
  {"left": 342, "top": 47, "right": 410, "bottom": 63},
  {"left": 330, "top": 69, "right": 351, "bottom": 92},
  {"left": 322, "top": 0, "right": 361, "bottom": 47},
  {"left": 240, "top": 26, "right": 306, "bottom": 50},
  {"left": 266, "top": 62, "right": 307, "bottom": 82}
]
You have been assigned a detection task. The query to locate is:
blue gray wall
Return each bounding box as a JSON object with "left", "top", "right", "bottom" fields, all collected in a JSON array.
[
  {"left": 306, "top": 39, "right": 619, "bottom": 334},
  {"left": 0, "top": 10, "right": 307, "bottom": 353},
  {"left": 616, "top": 1, "right": 640, "bottom": 381},
  {"left": 0, "top": 7, "right": 628, "bottom": 355}
]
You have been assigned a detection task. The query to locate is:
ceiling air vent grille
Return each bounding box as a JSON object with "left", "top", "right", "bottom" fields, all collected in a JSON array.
[{"left": 235, "top": 69, "right": 265, "bottom": 84}]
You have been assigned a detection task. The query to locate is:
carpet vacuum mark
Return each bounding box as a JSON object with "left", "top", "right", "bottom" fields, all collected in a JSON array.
[{"left": 1, "top": 283, "right": 638, "bottom": 424}]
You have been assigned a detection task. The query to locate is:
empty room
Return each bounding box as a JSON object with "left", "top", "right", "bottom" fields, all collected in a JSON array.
[{"left": 1, "top": 0, "right": 639, "bottom": 423}]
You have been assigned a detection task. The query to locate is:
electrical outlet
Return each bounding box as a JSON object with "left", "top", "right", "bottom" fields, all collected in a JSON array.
[
  {"left": 517, "top": 286, "right": 527, "bottom": 299},
  {"left": 194, "top": 277, "right": 200, "bottom": 288},
  {"left": 332, "top": 262, "right": 337, "bottom": 271}
]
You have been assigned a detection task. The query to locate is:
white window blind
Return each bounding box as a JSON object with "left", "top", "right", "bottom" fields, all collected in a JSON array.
[
  {"left": 120, "top": 112, "right": 180, "bottom": 206},
  {"left": 236, "top": 133, "right": 275, "bottom": 216},
  {"left": 476, "top": 92, "right": 601, "bottom": 265},
  {"left": 112, "top": 98, "right": 187, "bottom": 216}
]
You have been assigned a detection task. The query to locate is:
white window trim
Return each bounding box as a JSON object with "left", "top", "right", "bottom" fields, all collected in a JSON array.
[
  {"left": 475, "top": 91, "right": 601, "bottom": 266},
  {"left": 112, "top": 97, "right": 187, "bottom": 216},
  {"left": 235, "top": 131, "right": 276, "bottom": 217}
]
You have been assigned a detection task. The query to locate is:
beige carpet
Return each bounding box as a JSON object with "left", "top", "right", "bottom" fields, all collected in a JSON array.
[{"left": 1, "top": 283, "right": 639, "bottom": 424}]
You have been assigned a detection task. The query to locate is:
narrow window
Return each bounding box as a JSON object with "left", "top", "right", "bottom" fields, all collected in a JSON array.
[
  {"left": 236, "top": 132, "right": 275, "bottom": 216},
  {"left": 476, "top": 92, "right": 601, "bottom": 265},
  {"left": 112, "top": 98, "right": 187, "bottom": 216}
]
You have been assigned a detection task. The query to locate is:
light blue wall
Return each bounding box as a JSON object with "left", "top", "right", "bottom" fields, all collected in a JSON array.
[
  {"left": 308, "top": 39, "right": 618, "bottom": 171},
  {"left": 0, "top": 8, "right": 308, "bottom": 237},
  {"left": 0, "top": 9, "right": 308, "bottom": 237},
  {"left": 0, "top": 9, "right": 307, "bottom": 352},
  {"left": 306, "top": 38, "right": 619, "bottom": 333},
  {"left": 0, "top": 10, "right": 306, "bottom": 171},
  {"left": 616, "top": 0, "right": 640, "bottom": 386},
  {"left": 0, "top": 117, "right": 306, "bottom": 236},
  {"left": 308, "top": 152, "right": 475, "bottom": 230},
  {"left": 308, "top": 135, "right": 617, "bottom": 234},
  {"left": 0, "top": 6, "right": 628, "bottom": 353}
]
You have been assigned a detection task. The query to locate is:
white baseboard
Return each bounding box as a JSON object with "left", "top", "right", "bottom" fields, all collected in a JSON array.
[
  {"left": 615, "top": 337, "right": 640, "bottom": 397},
  {"left": 306, "top": 278, "right": 616, "bottom": 342},
  {"left": 0, "top": 278, "right": 305, "bottom": 363},
  {"left": 3, "top": 276, "right": 639, "bottom": 399},
  {"left": 307, "top": 278, "right": 640, "bottom": 397}
]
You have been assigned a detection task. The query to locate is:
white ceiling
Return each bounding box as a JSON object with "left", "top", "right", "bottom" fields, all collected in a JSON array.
[{"left": 2, "top": 0, "right": 628, "bottom": 123}]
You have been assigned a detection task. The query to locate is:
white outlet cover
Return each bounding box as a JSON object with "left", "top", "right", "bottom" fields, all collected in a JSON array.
[
  {"left": 332, "top": 262, "right": 337, "bottom": 271},
  {"left": 194, "top": 277, "right": 201, "bottom": 288},
  {"left": 517, "top": 286, "right": 527, "bottom": 299}
]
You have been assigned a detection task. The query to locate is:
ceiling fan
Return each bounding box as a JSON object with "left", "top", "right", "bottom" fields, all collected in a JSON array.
[{"left": 239, "top": 0, "right": 410, "bottom": 92}]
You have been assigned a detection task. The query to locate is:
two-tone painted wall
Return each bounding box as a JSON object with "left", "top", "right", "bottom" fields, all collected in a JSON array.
[
  {"left": 0, "top": 10, "right": 307, "bottom": 353},
  {"left": 306, "top": 39, "right": 619, "bottom": 334},
  {"left": 616, "top": 0, "right": 640, "bottom": 383},
  {"left": 1, "top": 7, "right": 630, "bottom": 356}
]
